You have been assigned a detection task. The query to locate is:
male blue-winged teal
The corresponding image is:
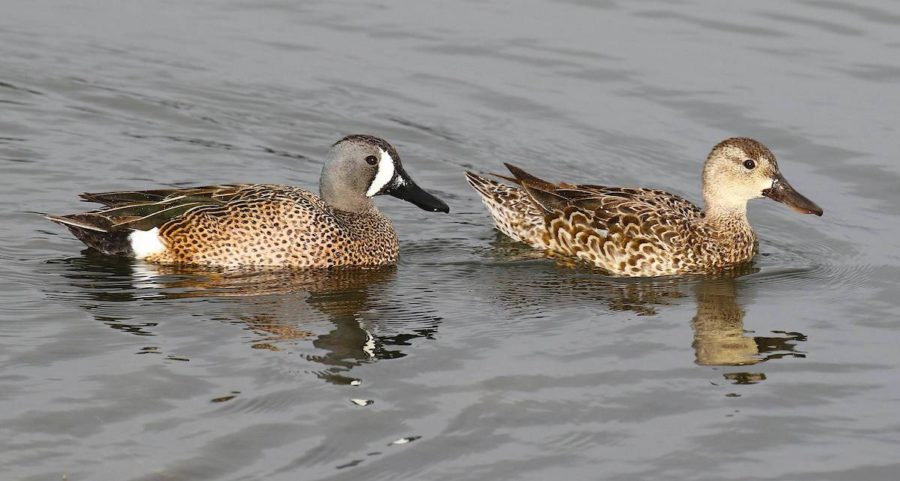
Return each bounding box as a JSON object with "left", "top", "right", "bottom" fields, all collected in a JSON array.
[
  {"left": 47, "top": 135, "right": 449, "bottom": 268},
  {"left": 466, "top": 138, "right": 822, "bottom": 277}
]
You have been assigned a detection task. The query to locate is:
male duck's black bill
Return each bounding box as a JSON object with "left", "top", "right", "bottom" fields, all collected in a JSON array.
[
  {"left": 763, "top": 172, "right": 823, "bottom": 216},
  {"left": 387, "top": 181, "right": 449, "bottom": 212},
  {"left": 385, "top": 167, "right": 450, "bottom": 213}
]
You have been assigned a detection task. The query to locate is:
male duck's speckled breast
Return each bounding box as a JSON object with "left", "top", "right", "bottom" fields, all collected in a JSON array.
[{"left": 145, "top": 186, "right": 399, "bottom": 268}]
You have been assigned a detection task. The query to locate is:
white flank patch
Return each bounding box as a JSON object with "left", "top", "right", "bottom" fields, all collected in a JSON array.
[
  {"left": 129, "top": 227, "right": 166, "bottom": 259},
  {"left": 365, "top": 148, "right": 396, "bottom": 197}
]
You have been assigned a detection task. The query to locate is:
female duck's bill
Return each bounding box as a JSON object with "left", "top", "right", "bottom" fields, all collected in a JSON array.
[{"left": 763, "top": 172, "right": 822, "bottom": 216}]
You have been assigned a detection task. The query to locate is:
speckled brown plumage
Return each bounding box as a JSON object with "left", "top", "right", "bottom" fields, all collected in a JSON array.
[
  {"left": 46, "top": 135, "right": 449, "bottom": 268},
  {"left": 54, "top": 184, "right": 399, "bottom": 268},
  {"left": 466, "top": 171, "right": 748, "bottom": 276},
  {"left": 151, "top": 185, "right": 399, "bottom": 267},
  {"left": 466, "top": 138, "right": 822, "bottom": 277}
]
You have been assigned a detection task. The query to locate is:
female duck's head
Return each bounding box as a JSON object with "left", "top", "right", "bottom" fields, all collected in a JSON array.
[{"left": 702, "top": 137, "right": 822, "bottom": 217}]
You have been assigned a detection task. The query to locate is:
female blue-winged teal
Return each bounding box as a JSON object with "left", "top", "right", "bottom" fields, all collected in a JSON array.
[
  {"left": 466, "top": 138, "right": 822, "bottom": 277},
  {"left": 47, "top": 135, "right": 449, "bottom": 268}
]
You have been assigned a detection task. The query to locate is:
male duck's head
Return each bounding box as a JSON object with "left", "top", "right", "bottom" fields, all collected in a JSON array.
[
  {"left": 320, "top": 135, "right": 450, "bottom": 214},
  {"left": 702, "top": 137, "right": 822, "bottom": 217}
]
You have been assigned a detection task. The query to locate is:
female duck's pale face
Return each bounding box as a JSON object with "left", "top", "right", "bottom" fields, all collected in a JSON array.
[{"left": 703, "top": 138, "right": 823, "bottom": 216}]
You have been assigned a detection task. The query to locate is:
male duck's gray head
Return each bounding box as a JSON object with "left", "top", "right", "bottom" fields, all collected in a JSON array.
[
  {"left": 320, "top": 134, "right": 450, "bottom": 214},
  {"left": 702, "top": 137, "right": 822, "bottom": 217}
]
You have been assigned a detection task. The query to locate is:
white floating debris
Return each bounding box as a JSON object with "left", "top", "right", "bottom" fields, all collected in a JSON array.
[
  {"left": 350, "top": 398, "right": 373, "bottom": 407},
  {"left": 389, "top": 436, "right": 421, "bottom": 446},
  {"left": 350, "top": 380, "right": 361, "bottom": 386}
]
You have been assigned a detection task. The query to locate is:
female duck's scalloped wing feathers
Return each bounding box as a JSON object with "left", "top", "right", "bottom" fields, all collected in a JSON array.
[
  {"left": 500, "top": 163, "right": 702, "bottom": 219},
  {"left": 466, "top": 163, "right": 707, "bottom": 275}
]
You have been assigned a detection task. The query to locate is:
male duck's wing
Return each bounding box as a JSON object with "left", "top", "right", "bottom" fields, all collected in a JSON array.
[
  {"left": 79, "top": 184, "right": 246, "bottom": 208},
  {"left": 49, "top": 184, "right": 322, "bottom": 236},
  {"left": 48, "top": 185, "right": 253, "bottom": 234}
]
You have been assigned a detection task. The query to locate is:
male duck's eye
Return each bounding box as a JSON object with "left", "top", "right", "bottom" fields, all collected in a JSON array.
[
  {"left": 743, "top": 159, "right": 756, "bottom": 170},
  {"left": 365, "top": 155, "right": 378, "bottom": 166}
]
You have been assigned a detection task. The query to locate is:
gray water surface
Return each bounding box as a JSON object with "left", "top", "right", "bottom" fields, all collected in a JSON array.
[{"left": 2, "top": 1, "right": 900, "bottom": 480}]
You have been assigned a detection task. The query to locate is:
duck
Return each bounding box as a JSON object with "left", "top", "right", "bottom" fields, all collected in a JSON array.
[
  {"left": 465, "top": 137, "right": 822, "bottom": 277},
  {"left": 46, "top": 134, "right": 449, "bottom": 268}
]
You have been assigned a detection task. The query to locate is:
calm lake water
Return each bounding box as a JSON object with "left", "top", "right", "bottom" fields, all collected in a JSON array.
[{"left": 2, "top": 1, "right": 900, "bottom": 480}]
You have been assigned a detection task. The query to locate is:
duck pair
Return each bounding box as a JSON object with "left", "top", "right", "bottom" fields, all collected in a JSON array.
[{"left": 47, "top": 135, "right": 822, "bottom": 277}]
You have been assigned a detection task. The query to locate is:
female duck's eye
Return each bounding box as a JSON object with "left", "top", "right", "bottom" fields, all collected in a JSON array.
[
  {"left": 743, "top": 159, "right": 756, "bottom": 170},
  {"left": 365, "top": 155, "right": 378, "bottom": 166}
]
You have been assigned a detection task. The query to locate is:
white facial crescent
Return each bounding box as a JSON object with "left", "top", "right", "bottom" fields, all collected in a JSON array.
[{"left": 366, "top": 148, "right": 395, "bottom": 197}]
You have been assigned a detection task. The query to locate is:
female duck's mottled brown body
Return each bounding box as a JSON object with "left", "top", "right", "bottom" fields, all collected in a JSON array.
[
  {"left": 466, "top": 138, "right": 822, "bottom": 277},
  {"left": 47, "top": 135, "right": 449, "bottom": 268}
]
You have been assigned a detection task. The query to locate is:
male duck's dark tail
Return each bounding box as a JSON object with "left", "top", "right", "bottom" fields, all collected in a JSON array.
[{"left": 45, "top": 213, "right": 134, "bottom": 255}]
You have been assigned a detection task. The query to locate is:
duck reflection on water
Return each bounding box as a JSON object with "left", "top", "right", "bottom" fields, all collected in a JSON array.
[
  {"left": 156, "top": 265, "right": 442, "bottom": 385},
  {"left": 49, "top": 253, "right": 441, "bottom": 385},
  {"left": 691, "top": 275, "right": 806, "bottom": 370},
  {"left": 51, "top": 243, "right": 805, "bottom": 385},
  {"left": 484, "top": 235, "right": 806, "bottom": 379}
]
